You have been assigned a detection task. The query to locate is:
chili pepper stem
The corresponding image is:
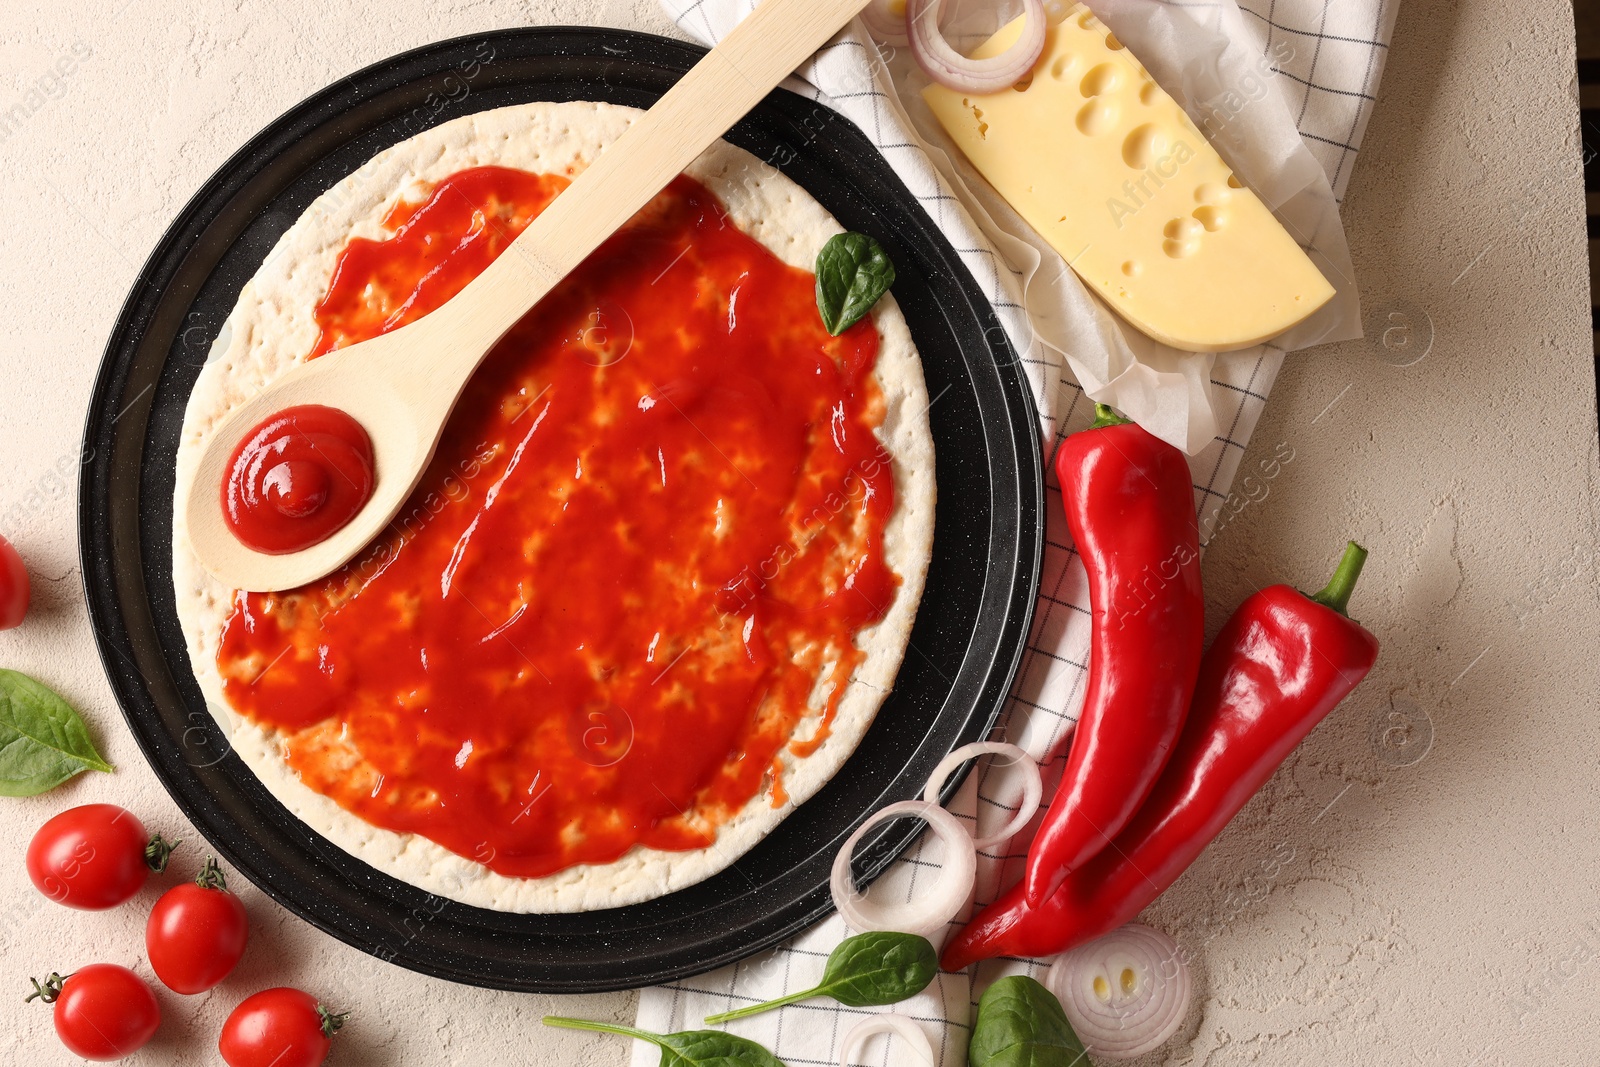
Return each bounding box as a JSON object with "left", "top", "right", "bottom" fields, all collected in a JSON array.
[
  {"left": 703, "top": 987, "right": 818, "bottom": 1024},
  {"left": 1090, "top": 403, "right": 1131, "bottom": 429},
  {"left": 1308, "top": 541, "right": 1369, "bottom": 616},
  {"left": 543, "top": 1017, "right": 664, "bottom": 1047}
]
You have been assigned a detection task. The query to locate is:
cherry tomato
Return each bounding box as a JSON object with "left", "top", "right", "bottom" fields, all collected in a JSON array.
[
  {"left": 220, "top": 988, "right": 347, "bottom": 1067},
  {"left": 26, "top": 804, "right": 178, "bottom": 910},
  {"left": 0, "top": 533, "right": 27, "bottom": 630},
  {"left": 28, "top": 964, "right": 161, "bottom": 1061},
  {"left": 147, "top": 856, "right": 249, "bottom": 993}
]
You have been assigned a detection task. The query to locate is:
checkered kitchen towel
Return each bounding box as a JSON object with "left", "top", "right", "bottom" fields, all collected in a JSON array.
[{"left": 639, "top": 2, "right": 1399, "bottom": 1064}]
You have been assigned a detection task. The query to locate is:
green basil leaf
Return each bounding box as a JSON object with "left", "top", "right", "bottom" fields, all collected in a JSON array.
[
  {"left": 969, "top": 976, "right": 1089, "bottom": 1067},
  {"left": 543, "top": 1018, "right": 787, "bottom": 1067},
  {"left": 815, "top": 232, "right": 896, "bottom": 336},
  {"left": 816, "top": 931, "right": 939, "bottom": 1007},
  {"left": 0, "top": 669, "right": 113, "bottom": 797}
]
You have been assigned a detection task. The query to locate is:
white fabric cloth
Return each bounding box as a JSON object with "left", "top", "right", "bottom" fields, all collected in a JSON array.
[{"left": 637, "top": 2, "right": 1398, "bottom": 1064}]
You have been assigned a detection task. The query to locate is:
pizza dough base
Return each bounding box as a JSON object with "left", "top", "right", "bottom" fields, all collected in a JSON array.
[{"left": 172, "top": 101, "right": 935, "bottom": 913}]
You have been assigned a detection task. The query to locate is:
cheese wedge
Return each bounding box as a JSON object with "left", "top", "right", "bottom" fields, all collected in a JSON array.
[{"left": 923, "top": 5, "right": 1334, "bottom": 352}]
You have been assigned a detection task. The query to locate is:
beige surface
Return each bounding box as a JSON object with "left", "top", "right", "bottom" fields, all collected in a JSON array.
[{"left": 0, "top": 0, "right": 1593, "bottom": 1064}]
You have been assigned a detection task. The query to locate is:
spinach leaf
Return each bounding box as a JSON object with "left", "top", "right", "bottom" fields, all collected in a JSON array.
[
  {"left": 817, "top": 930, "right": 940, "bottom": 1006},
  {"left": 815, "top": 232, "right": 896, "bottom": 336},
  {"left": 703, "top": 931, "right": 937, "bottom": 1024},
  {"left": 0, "top": 669, "right": 113, "bottom": 797},
  {"left": 969, "top": 976, "right": 1090, "bottom": 1067},
  {"left": 544, "top": 1017, "right": 787, "bottom": 1067}
]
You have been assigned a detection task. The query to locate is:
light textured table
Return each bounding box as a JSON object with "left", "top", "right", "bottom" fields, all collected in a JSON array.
[{"left": 0, "top": 0, "right": 1593, "bottom": 1064}]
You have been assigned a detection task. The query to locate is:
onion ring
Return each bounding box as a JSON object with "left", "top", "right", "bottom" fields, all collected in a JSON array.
[
  {"left": 831, "top": 800, "right": 976, "bottom": 938},
  {"left": 922, "top": 741, "right": 1042, "bottom": 851},
  {"left": 839, "top": 1014, "right": 936, "bottom": 1067},
  {"left": 1044, "top": 923, "right": 1192, "bottom": 1060},
  {"left": 858, "top": 0, "right": 909, "bottom": 47},
  {"left": 907, "top": 0, "right": 1047, "bottom": 94}
]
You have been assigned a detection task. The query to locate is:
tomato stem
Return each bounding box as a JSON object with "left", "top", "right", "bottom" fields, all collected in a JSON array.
[
  {"left": 25, "top": 972, "right": 67, "bottom": 1005},
  {"left": 145, "top": 834, "right": 181, "bottom": 874},
  {"left": 196, "top": 855, "right": 228, "bottom": 891},
  {"left": 318, "top": 1004, "right": 350, "bottom": 1039}
]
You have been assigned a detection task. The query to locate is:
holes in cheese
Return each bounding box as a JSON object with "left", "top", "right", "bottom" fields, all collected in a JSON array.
[
  {"left": 923, "top": 2, "right": 1335, "bottom": 352},
  {"left": 1079, "top": 63, "right": 1120, "bottom": 97}
]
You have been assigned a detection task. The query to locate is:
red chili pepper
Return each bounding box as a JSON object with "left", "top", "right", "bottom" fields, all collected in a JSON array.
[
  {"left": 1023, "top": 404, "right": 1205, "bottom": 906},
  {"left": 943, "top": 542, "right": 1380, "bottom": 971}
]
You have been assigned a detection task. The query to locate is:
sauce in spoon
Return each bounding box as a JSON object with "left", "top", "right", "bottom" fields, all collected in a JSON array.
[{"left": 221, "top": 404, "right": 375, "bottom": 555}]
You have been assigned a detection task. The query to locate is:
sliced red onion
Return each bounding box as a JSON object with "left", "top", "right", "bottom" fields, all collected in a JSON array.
[
  {"left": 839, "top": 1014, "right": 936, "bottom": 1067},
  {"left": 858, "top": 0, "right": 909, "bottom": 48},
  {"left": 907, "top": 0, "right": 1047, "bottom": 94},
  {"left": 831, "top": 800, "right": 976, "bottom": 938},
  {"left": 922, "top": 741, "right": 1042, "bottom": 851},
  {"left": 1044, "top": 924, "right": 1192, "bottom": 1060}
]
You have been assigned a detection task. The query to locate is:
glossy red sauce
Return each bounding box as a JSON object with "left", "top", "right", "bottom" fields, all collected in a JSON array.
[
  {"left": 215, "top": 166, "right": 899, "bottom": 878},
  {"left": 222, "top": 404, "right": 374, "bottom": 554}
]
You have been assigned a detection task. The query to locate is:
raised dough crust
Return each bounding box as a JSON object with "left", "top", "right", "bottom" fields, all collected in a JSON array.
[{"left": 172, "top": 101, "right": 935, "bottom": 913}]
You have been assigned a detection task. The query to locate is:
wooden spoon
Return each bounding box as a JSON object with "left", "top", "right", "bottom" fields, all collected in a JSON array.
[{"left": 185, "top": 0, "right": 872, "bottom": 592}]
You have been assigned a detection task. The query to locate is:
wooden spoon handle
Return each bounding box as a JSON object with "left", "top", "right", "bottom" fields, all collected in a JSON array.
[{"left": 436, "top": 0, "right": 873, "bottom": 366}]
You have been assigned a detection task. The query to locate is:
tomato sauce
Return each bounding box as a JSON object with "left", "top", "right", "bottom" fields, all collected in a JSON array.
[
  {"left": 215, "top": 166, "right": 899, "bottom": 878},
  {"left": 221, "top": 405, "right": 375, "bottom": 554}
]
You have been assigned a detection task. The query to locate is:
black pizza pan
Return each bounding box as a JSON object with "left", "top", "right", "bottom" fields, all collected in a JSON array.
[{"left": 78, "top": 26, "right": 1043, "bottom": 993}]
